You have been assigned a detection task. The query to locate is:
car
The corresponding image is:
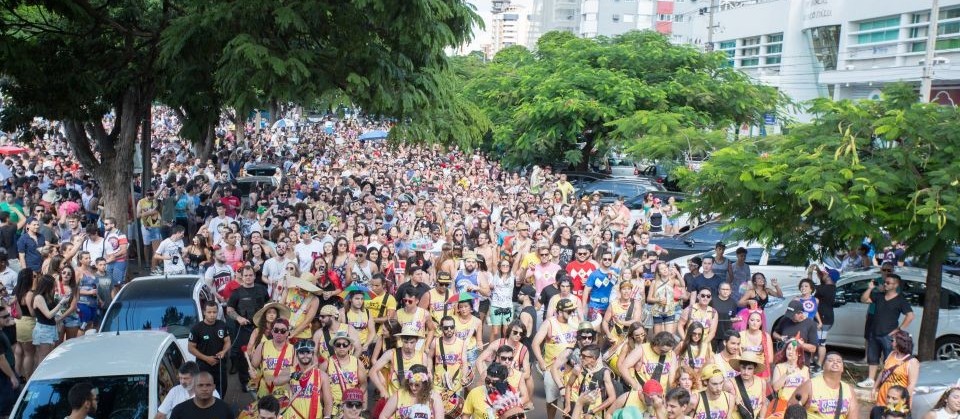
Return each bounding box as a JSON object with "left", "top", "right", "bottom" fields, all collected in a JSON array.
[
  {"left": 649, "top": 221, "right": 737, "bottom": 258},
  {"left": 578, "top": 178, "right": 666, "bottom": 204},
  {"left": 636, "top": 162, "right": 681, "bottom": 191},
  {"left": 99, "top": 275, "right": 217, "bottom": 361},
  {"left": 10, "top": 331, "right": 185, "bottom": 418},
  {"left": 236, "top": 163, "right": 284, "bottom": 197},
  {"left": 913, "top": 360, "right": 960, "bottom": 418},
  {"left": 667, "top": 241, "right": 836, "bottom": 288},
  {"left": 558, "top": 171, "right": 613, "bottom": 188},
  {"left": 764, "top": 266, "right": 960, "bottom": 359}
]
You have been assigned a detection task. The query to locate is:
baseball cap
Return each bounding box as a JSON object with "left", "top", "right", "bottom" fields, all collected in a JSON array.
[
  {"left": 785, "top": 300, "right": 804, "bottom": 314},
  {"left": 642, "top": 379, "right": 664, "bottom": 396},
  {"left": 342, "top": 388, "right": 364, "bottom": 403},
  {"left": 556, "top": 298, "right": 576, "bottom": 313},
  {"left": 294, "top": 339, "right": 315, "bottom": 353},
  {"left": 701, "top": 364, "right": 724, "bottom": 381},
  {"left": 518, "top": 285, "right": 536, "bottom": 298}
]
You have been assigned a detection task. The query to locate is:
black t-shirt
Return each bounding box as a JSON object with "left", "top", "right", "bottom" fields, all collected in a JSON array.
[
  {"left": 395, "top": 281, "right": 430, "bottom": 301},
  {"left": 815, "top": 283, "right": 836, "bottom": 326},
  {"left": 688, "top": 273, "right": 721, "bottom": 296},
  {"left": 775, "top": 317, "right": 819, "bottom": 348},
  {"left": 711, "top": 296, "right": 739, "bottom": 342},
  {"left": 519, "top": 305, "right": 537, "bottom": 349},
  {"left": 871, "top": 291, "right": 912, "bottom": 335},
  {"left": 169, "top": 398, "right": 234, "bottom": 419},
  {"left": 0, "top": 224, "right": 16, "bottom": 259},
  {"left": 227, "top": 284, "right": 269, "bottom": 320},
  {"left": 539, "top": 285, "right": 560, "bottom": 320},
  {"left": 188, "top": 320, "right": 229, "bottom": 361}
]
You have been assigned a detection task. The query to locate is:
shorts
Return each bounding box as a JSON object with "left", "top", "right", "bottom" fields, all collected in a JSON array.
[
  {"left": 478, "top": 299, "right": 490, "bottom": 315},
  {"left": 62, "top": 312, "right": 80, "bottom": 329},
  {"left": 652, "top": 314, "right": 676, "bottom": 325},
  {"left": 587, "top": 306, "right": 606, "bottom": 322},
  {"left": 867, "top": 333, "right": 893, "bottom": 365},
  {"left": 666, "top": 217, "right": 679, "bottom": 227},
  {"left": 818, "top": 324, "right": 832, "bottom": 345},
  {"left": 543, "top": 369, "right": 562, "bottom": 403},
  {"left": 32, "top": 323, "right": 58, "bottom": 345},
  {"left": 15, "top": 316, "right": 35, "bottom": 343},
  {"left": 488, "top": 306, "right": 513, "bottom": 326},
  {"left": 141, "top": 226, "right": 162, "bottom": 244},
  {"left": 78, "top": 304, "right": 98, "bottom": 324}
]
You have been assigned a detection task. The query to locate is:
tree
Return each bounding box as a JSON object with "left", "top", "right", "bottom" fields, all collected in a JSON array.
[
  {"left": 682, "top": 83, "right": 960, "bottom": 360},
  {"left": 460, "top": 30, "right": 781, "bottom": 169}
]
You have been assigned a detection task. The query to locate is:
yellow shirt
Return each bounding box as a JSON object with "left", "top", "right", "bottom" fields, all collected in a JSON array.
[
  {"left": 285, "top": 291, "right": 316, "bottom": 339},
  {"left": 433, "top": 336, "right": 467, "bottom": 389},
  {"left": 396, "top": 307, "right": 429, "bottom": 337},
  {"left": 543, "top": 317, "right": 577, "bottom": 367},
  {"left": 636, "top": 343, "right": 678, "bottom": 390},
  {"left": 286, "top": 367, "right": 323, "bottom": 419},
  {"left": 730, "top": 376, "right": 764, "bottom": 419},
  {"left": 345, "top": 308, "right": 371, "bottom": 344},
  {"left": 694, "top": 392, "right": 732, "bottom": 419},
  {"left": 365, "top": 293, "right": 397, "bottom": 317},
  {"left": 387, "top": 349, "right": 428, "bottom": 395},
  {"left": 257, "top": 341, "right": 294, "bottom": 398},
  {"left": 396, "top": 389, "right": 435, "bottom": 419},
  {"left": 327, "top": 355, "right": 361, "bottom": 416},
  {"left": 316, "top": 323, "right": 349, "bottom": 361},
  {"left": 428, "top": 288, "right": 454, "bottom": 324},
  {"left": 806, "top": 376, "right": 852, "bottom": 419},
  {"left": 462, "top": 386, "right": 495, "bottom": 419},
  {"left": 453, "top": 315, "right": 481, "bottom": 350}
]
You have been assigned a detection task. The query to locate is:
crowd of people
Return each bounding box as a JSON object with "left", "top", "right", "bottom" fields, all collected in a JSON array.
[{"left": 0, "top": 110, "right": 943, "bottom": 419}]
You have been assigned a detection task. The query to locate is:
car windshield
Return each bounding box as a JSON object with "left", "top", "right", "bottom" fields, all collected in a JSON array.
[
  {"left": 682, "top": 224, "right": 725, "bottom": 242},
  {"left": 100, "top": 299, "right": 198, "bottom": 339},
  {"left": 14, "top": 375, "right": 149, "bottom": 419}
]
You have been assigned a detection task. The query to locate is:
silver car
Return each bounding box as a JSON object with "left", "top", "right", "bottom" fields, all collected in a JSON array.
[
  {"left": 913, "top": 360, "right": 960, "bottom": 418},
  {"left": 764, "top": 266, "right": 960, "bottom": 359}
]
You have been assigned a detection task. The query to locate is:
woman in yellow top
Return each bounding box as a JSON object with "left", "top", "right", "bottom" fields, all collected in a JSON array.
[
  {"left": 453, "top": 300, "right": 483, "bottom": 363},
  {"left": 769, "top": 339, "right": 810, "bottom": 416},
  {"left": 370, "top": 326, "right": 432, "bottom": 397},
  {"left": 380, "top": 364, "right": 444, "bottom": 419},
  {"left": 676, "top": 322, "right": 713, "bottom": 378},
  {"left": 248, "top": 318, "right": 295, "bottom": 399},
  {"left": 341, "top": 290, "right": 375, "bottom": 349},
  {"left": 604, "top": 322, "right": 646, "bottom": 377},
  {"left": 618, "top": 331, "right": 678, "bottom": 391},
  {"left": 738, "top": 310, "right": 773, "bottom": 379},
  {"left": 602, "top": 281, "right": 641, "bottom": 344},
  {"left": 281, "top": 275, "right": 320, "bottom": 341},
  {"left": 874, "top": 330, "right": 918, "bottom": 407}
]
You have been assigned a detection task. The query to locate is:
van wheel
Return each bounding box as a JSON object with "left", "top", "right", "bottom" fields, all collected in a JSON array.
[{"left": 936, "top": 336, "right": 960, "bottom": 360}]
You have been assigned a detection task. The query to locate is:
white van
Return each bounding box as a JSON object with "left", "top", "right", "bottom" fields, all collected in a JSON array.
[{"left": 10, "top": 331, "right": 185, "bottom": 418}]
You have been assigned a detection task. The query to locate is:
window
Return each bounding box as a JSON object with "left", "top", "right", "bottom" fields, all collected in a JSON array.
[
  {"left": 836, "top": 279, "right": 873, "bottom": 305},
  {"left": 100, "top": 298, "right": 200, "bottom": 339},
  {"left": 939, "top": 21, "right": 960, "bottom": 36},
  {"left": 613, "top": 14, "right": 621, "bottom": 22},
  {"left": 857, "top": 30, "right": 899, "bottom": 44},
  {"left": 740, "top": 58, "right": 759, "bottom": 66},
  {"left": 742, "top": 47, "right": 760, "bottom": 57},
  {"left": 913, "top": 38, "right": 960, "bottom": 52},
  {"left": 909, "top": 26, "right": 929, "bottom": 39},
  {"left": 742, "top": 36, "right": 761, "bottom": 46},
  {"left": 912, "top": 12, "right": 929, "bottom": 24},
  {"left": 942, "top": 7, "right": 960, "bottom": 21},
  {"left": 657, "top": 13, "right": 671, "bottom": 21},
  {"left": 682, "top": 224, "right": 725, "bottom": 243},
  {"left": 13, "top": 375, "right": 150, "bottom": 419},
  {"left": 767, "top": 33, "right": 784, "bottom": 43},
  {"left": 765, "top": 249, "right": 791, "bottom": 266},
  {"left": 766, "top": 44, "right": 782, "bottom": 54},
  {"left": 718, "top": 40, "right": 736, "bottom": 49},
  {"left": 624, "top": 14, "right": 635, "bottom": 23},
  {"left": 858, "top": 17, "right": 900, "bottom": 31},
  {"left": 765, "top": 56, "right": 782, "bottom": 64}
]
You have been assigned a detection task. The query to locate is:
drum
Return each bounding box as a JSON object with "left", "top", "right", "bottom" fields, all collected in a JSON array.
[{"left": 441, "top": 389, "right": 464, "bottom": 419}]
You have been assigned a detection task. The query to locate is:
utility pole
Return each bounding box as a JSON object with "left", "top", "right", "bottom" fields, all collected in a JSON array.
[
  {"left": 921, "top": 0, "right": 941, "bottom": 102},
  {"left": 705, "top": 0, "right": 718, "bottom": 51}
]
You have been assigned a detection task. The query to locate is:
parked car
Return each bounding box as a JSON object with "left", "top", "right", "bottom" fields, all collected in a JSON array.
[
  {"left": 667, "top": 242, "right": 840, "bottom": 291},
  {"left": 764, "top": 267, "right": 960, "bottom": 359},
  {"left": 649, "top": 221, "right": 736, "bottom": 258},
  {"left": 11, "top": 331, "right": 184, "bottom": 418},
  {"left": 914, "top": 359, "right": 960, "bottom": 418},
  {"left": 236, "top": 163, "right": 283, "bottom": 197},
  {"left": 636, "top": 163, "right": 681, "bottom": 191},
  {"left": 578, "top": 178, "right": 666, "bottom": 204},
  {"left": 558, "top": 170, "right": 613, "bottom": 188},
  {"left": 99, "top": 275, "right": 216, "bottom": 361}
]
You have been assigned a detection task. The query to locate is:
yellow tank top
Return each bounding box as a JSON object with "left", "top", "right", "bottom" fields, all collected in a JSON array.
[
  {"left": 428, "top": 289, "right": 453, "bottom": 324},
  {"left": 316, "top": 323, "right": 350, "bottom": 360},
  {"left": 690, "top": 305, "right": 716, "bottom": 330},
  {"left": 345, "top": 308, "right": 371, "bottom": 344},
  {"left": 285, "top": 292, "right": 315, "bottom": 339},
  {"left": 774, "top": 363, "right": 808, "bottom": 402},
  {"left": 397, "top": 307, "right": 428, "bottom": 336},
  {"left": 637, "top": 343, "right": 677, "bottom": 389},
  {"left": 286, "top": 367, "right": 323, "bottom": 419},
  {"left": 730, "top": 376, "right": 764, "bottom": 419},
  {"left": 387, "top": 349, "right": 428, "bottom": 395},
  {"left": 433, "top": 337, "right": 467, "bottom": 387},
  {"left": 694, "top": 392, "right": 731, "bottom": 419},
  {"left": 569, "top": 368, "right": 607, "bottom": 412},
  {"left": 680, "top": 342, "right": 712, "bottom": 371},
  {"left": 257, "top": 341, "right": 294, "bottom": 398},
  {"left": 714, "top": 354, "right": 738, "bottom": 380},
  {"left": 806, "top": 376, "right": 851, "bottom": 419},
  {"left": 608, "top": 300, "right": 633, "bottom": 341},
  {"left": 327, "top": 355, "right": 361, "bottom": 416},
  {"left": 543, "top": 317, "right": 577, "bottom": 366},
  {"left": 454, "top": 315, "right": 480, "bottom": 349},
  {"left": 396, "top": 389, "right": 434, "bottom": 419}
]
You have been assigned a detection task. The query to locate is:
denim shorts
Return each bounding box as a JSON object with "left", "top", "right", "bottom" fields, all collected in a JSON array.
[
  {"left": 32, "top": 323, "right": 58, "bottom": 345},
  {"left": 867, "top": 333, "right": 893, "bottom": 365},
  {"left": 652, "top": 314, "right": 677, "bottom": 325},
  {"left": 141, "top": 226, "right": 162, "bottom": 244},
  {"left": 62, "top": 312, "right": 80, "bottom": 329}
]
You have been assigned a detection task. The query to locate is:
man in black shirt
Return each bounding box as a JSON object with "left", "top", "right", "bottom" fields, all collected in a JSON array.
[
  {"left": 395, "top": 265, "right": 430, "bottom": 303},
  {"left": 709, "top": 281, "right": 739, "bottom": 353},
  {"left": 772, "top": 300, "right": 819, "bottom": 361},
  {"left": 188, "top": 302, "right": 231, "bottom": 396},
  {"left": 859, "top": 273, "right": 914, "bottom": 389},
  {"left": 0, "top": 211, "right": 21, "bottom": 272},
  {"left": 226, "top": 266, "right": 268, "bottom": 387},
  {"left": 813, "top": 267, "right": 838, "bottom": 369},
  {"left": 170, "top": 372, "right": 234, "bottom": 419}
]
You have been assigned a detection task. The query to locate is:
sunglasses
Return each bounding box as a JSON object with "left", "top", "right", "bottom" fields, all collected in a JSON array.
[
  {"left": 345, "top": 402, "right": 363, "bottom": 409},
  {"left": 579, "top": 335, "right": 595, "bottom": 340},
  {"left": 296, "top": 349, "right": 314, "bottom": 355},
  {"left": 334, "top": 342, "right": 351, "bottom": 348},
  {"left": 602, "top": 258, "right": 612, "bottom": 261},
  {"left": 699, "top": 294, "right": 712, "bottom": 299},
  {"left": 498, "top": 356, "right": 513, "bottom": 362},
  {"left": 273, "top": 328, "right": 288, "bottom": 334},
  {"left": 511, "top": 330, "right": 523, "bottom": 336},
  {"left": 441, "top": 325, "right": 456, "bottom": 331}
]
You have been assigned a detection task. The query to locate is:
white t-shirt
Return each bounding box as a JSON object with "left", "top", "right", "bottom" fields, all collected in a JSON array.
[
  {"left": 155, "top": 237, "right": 186, "bottom": 274},
  {"left": 157, "top": 385, "right": 221, "bottom": 415},
  {"left": 206, "top": 216, "right": 235, "bottom": 243},
  {"left": 0, "top": 267, "right": 15, "bottom": 295},
  {"left": 294, "top": 240, "right": 323, "bottom": 272}
]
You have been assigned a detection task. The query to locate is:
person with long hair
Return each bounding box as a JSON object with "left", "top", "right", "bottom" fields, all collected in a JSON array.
[
  {"left": 647, "top": 262, "right": 682, "bottom": 336},
  {"left": 13, "top": 269, "right": 36, "bottom": 379},
  {"left": 676, "top": 322, "right": 713, "bottom": 378},
  {"left": 32, "top": 275, "right": 66, "bottom": 365},
  {"left": 739, "top": 310, "right": 774, "bottom": 379},
  {"left": 184, "top": 234, "right": 211, "bottom": 275},
  {"left": 604, "top": 322, "right": 646, "bottom": 380},
  {"left": 380, "top": 363, "right": 444, "bottom": 419},
  {"left": 923, "top": 386, "right": 960, "bottom": 419},
  {"left": 602, "top": 280, "right": 641, "bottom": 345},
  {"left": 738, "top": 272, "right": 783, "bottom": 310},
  {"left": 874, "top": 330, "right": 919, "bottom": 408},
  {"left": 55, "top": 265, "right": 80, "bottom": 340}
]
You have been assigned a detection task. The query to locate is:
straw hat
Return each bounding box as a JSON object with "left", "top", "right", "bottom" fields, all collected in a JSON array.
[
  {"left": 287, "top": 275, "right": 321, "bottom": 293},
  {"left": 730, "top": 352, "right": 767, "bottom": 373},
  {"left": 252, "top": 302, "right": 291, "bottom": 326},
  {"left": 395, "top": 325, "right": 424, "bottom": 338}
]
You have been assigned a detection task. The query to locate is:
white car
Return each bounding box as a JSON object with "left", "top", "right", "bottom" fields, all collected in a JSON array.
[
  {"left": 666, "top": 242, "right": 836, "bottom": 291},
  {"left": 99, "top": 275, "right": 220, "bottom": 361},
  {"left": 913, "top": 360, "right": 960, "bottom": 419},
  {"left": 764, "top": 266, "right": 960, "bottom": 359},
  {"left": 11, "top": 331, "right": 185, "bottom": 418}
]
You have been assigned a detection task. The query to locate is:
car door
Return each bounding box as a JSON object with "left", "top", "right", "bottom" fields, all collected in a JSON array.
[
  {"left": 828, "top": 278, "right": 874, "bottom": 347},
  {"left": 156, "top": 342, "right": 184, "bottom": 413}
]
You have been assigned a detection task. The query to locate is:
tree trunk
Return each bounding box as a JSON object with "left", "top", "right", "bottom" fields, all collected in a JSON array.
[
  {"left": 141, "top": 107, "right": 152, "bottom": 191},
  {"left": 194, "top": 125, "right": 216, "bottom": 162},
  {"left": 918, "top": 238, "right": 947, "bottom": 360}
]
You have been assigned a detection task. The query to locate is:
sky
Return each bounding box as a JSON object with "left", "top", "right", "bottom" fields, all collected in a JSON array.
[{"left": 464, "top": 0, "right": 494, "bottom": 54}]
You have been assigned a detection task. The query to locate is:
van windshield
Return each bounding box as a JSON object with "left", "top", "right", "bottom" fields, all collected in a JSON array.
[
  {"left": 14, "top": 375, "right": 149, "bottom": 419},
  {"left": 100, "top": 299, "right": 198, "bottom": 339}
]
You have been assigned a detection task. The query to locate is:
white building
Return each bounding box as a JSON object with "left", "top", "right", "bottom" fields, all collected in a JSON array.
[
  {"left": 526, "top": 0, "right": 676, "bottom": 48},
  {"left": 489, "top": 2, "right": 532, "bottom": 58},
  {"left": 670, "top": 0, "right": 960, "bottom": 115}
]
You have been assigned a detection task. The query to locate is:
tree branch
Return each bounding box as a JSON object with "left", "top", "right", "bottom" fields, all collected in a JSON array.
[{"left": 63, "top": 120, "right": 100, "bottom": 170}]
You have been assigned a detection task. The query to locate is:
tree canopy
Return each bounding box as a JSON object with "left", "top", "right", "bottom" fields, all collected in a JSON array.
[
  {"left": 456, "top": 30, "right": 782, "bottom": 168},
  {"left": 682, "top": 83, "right": 960, "bottom": 360}
]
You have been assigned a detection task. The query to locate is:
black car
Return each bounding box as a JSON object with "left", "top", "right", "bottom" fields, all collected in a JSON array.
[
  {"left": 578, "top": 179, "right": 665, "bottom": 204},
  {"left": 649, "top": 221, "right": 737, "bottom": 258},
  {"left": 559, "top": 171, "right": 613, "bottom": 188},
  {"left": 636, "top": 163, "right": 681, "bottom": 192}
]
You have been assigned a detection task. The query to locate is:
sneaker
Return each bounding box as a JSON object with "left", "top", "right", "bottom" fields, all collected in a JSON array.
[{"left": 857, "top": 378, "right": 875, "bottom": 388}]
